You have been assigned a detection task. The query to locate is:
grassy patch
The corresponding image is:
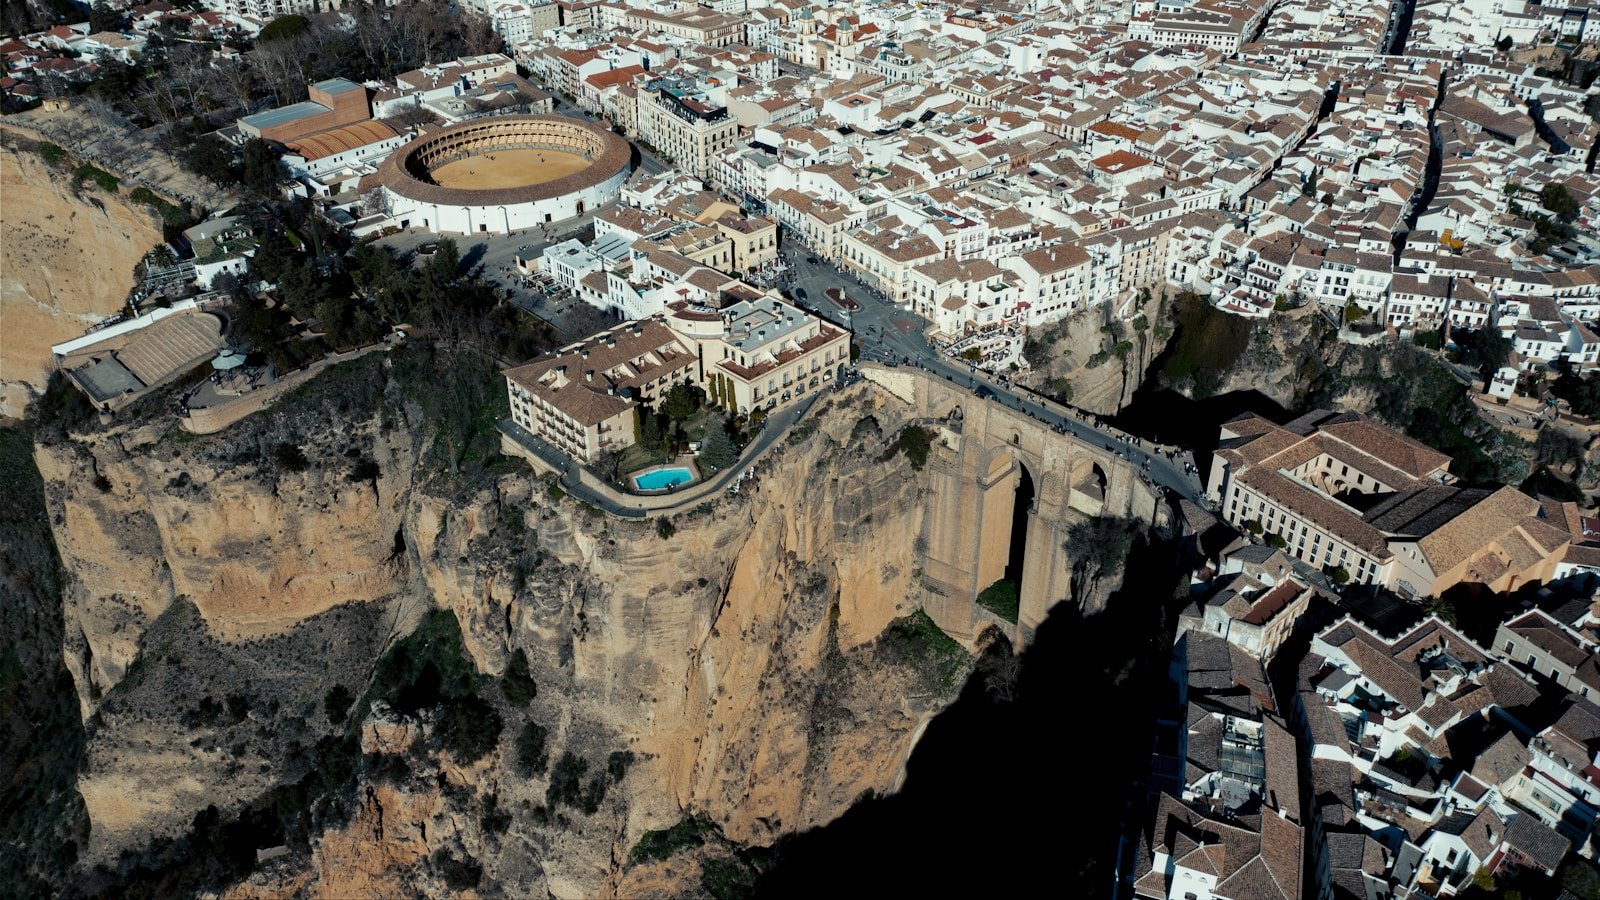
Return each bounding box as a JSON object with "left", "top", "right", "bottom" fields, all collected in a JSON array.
[
  {"left": 878, "top": 609, "right": 970, "bottom": 695},
  {"left": 976, "top": 579, "right": 1019, "bottom": 624}
]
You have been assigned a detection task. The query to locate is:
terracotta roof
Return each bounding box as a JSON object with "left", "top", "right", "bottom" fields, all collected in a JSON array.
[{"left": 286, "top": 120, "right": 399, "bottom": 160}]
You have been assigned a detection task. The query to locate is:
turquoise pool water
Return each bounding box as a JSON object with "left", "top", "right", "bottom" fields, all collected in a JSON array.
[{"left": 633, "top": 467, "right": 694, "bottom": 491}]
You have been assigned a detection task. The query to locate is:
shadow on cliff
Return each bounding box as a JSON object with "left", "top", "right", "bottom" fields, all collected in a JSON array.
[{"left": 754, "top": 533, "right": 1185, "bottom": 898}]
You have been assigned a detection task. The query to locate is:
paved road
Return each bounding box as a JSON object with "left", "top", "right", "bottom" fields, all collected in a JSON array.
[{"left": 776, "top": 237, "right": 1206, "bottom": 501}]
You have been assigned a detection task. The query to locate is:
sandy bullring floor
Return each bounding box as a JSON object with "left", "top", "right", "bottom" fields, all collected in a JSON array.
[{"left": 429, "top": 148, "right": 592, "bottom": 190}]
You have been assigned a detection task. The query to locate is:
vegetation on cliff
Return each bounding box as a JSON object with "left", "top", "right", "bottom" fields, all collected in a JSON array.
[
  {"left": 1157, "top": 293, "right": 1254, "bottom": 398},
  {"left": 0, "top": 427, "right": 89, "bottom": 893}
]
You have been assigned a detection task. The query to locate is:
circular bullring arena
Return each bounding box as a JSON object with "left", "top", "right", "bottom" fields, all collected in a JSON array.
[{"left": 377, "top": 115, "right": 632, "bottom": 235}]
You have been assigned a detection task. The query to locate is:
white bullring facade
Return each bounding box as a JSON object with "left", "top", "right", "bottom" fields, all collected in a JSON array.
[{"left": 376, "top": 115, "right": 633, "bottom": 235}]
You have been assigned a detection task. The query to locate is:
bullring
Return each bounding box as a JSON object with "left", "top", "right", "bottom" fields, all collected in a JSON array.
[{"left": 376, "top": 115, "right": 633, "bottom": 235}]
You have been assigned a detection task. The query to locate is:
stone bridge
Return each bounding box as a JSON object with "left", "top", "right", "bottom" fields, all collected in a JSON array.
[{"left": 863, "top": 366, "right": 1168, "bottom": 648}]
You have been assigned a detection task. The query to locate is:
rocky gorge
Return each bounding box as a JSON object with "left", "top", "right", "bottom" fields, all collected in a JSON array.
[{"left": 19, "top": 348, "right": 982, "bottom": 898}]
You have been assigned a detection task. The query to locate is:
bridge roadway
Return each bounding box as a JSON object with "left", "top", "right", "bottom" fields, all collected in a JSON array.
[{"left": 778, "top": 241, "right": 1207, "bottom": 503}]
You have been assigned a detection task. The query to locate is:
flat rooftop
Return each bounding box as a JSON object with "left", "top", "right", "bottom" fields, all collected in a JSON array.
[
  {"left": 724, "top": 297, "right": 809, "bottom": 352},
  {"left": 72, "top": 356, "right": 143, "bottom": 402},
  {"left": 241, "top": 100, "right": 331, "bottom": 131},
  {"left": 311, "top": 77, "right": 364, "bottom": 95}
]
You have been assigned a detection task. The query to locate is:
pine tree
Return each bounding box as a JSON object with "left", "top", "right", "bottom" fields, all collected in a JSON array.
[{"left": 699, "top": 420, "right": 737, "bottom": 471}]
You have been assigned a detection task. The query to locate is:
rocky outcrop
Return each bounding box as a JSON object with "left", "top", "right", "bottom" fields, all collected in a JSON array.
[
  {"left": 0, "top": 140, "right": 161, "bottom": 417},
  {"left": 1019, "top": 290, "right": 1169, "bottom": 413},
  {"left": 39, "top": 360, "right": 971, "bottom": 897}
]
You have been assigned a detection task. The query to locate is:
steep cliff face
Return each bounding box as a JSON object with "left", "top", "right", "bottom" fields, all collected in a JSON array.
[
  {"left": 40, "top": 356, "right": 967, "bottom": 897},
  {"left": 0, "top": 140, "right": 161, "bottom": 417},
  {"left": 1019, "top": 290, "right": 1170, "bottom": 413}
]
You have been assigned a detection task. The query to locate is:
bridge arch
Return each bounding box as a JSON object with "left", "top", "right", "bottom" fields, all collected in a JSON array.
[{"left": 860, "top": 364, "right": 1166, "bottom": 648}]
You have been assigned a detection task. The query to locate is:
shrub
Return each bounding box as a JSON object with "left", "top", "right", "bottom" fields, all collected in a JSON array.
[
  {"left": 607, "top": 749, "right": 635, "bottom": 782},
  {"left": 1329, "top": 567, "right": 1350, "bottom": 585},
  {"left": 323, "top": 684, "right": 353, "bottom": 725},
  {"left": 36, "top": 142, "right": 66, "bottom": 166},
  {"left": 480, "top": 793, "right": 512, "bottom": 835},
  {"left": 630, "top": 816, "right": 709, "bottom": 864},
  {"left": 1265, "top": 533, "right": 1287, "bottom": 549},
  {"left": 546, "top": 752, "right": 589, "bottom": 810},
  {"left": 271, "top": 442, "right": 309, "bottom": 472},
  {"left": 883, "top": 425, "right": 933, "bottom": 470},
  {"left": 701, "top": 856, "right": 761, "bottom": 900},
  {"left": 878, "top": 610, "right": 969, "bottom": 694},
  {"left": 72, "top": 163, "right": 118, "bottom": 193},
  {"left": 976, "top": 579, "right": 1019, "bottom": 624},
  {"left": 431, "top": 848, "right": 482, "bottom": 890},
  {"left": 347, "top": 458, "right": 381, "bottom": 482},
  {"left": 656, "top": 518, "right": 676, "bottom": 540},
  {"left": 433, "top": 694, "right": 502, "bottom": 764},
  {"left": 499, "top": 649, "right": 537, "bottom": 707},
  {"left": 1243, "top": 519, "right": 1263, "bottom": 535},
  {"left": 1160, "top": 293, "right": 1252, "bottom": 396},
  {"left": 515, "top": 721, "right": 549, "bottom": 776}
]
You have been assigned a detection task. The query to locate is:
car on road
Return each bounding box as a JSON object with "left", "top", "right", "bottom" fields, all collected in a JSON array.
[
  {"left": 807, "top": 256, "right": 819, "bottom": 264},
  {"left": 793, "top": 287, "right": 807, "bottom": 302},
  {"left": 418, "top": 243, "right": 438, "bottom": 256}
]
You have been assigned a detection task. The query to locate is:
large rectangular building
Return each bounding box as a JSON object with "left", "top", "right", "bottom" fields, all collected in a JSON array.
[
  {"left": 1207, "top": 410, "right": 1571, "bottom": 596},
  {"left": 504, "top": 295, "right": 848, "bottom": 463},
  {"left": 639, "top": 77, "right": 739, "bottom": 182},
  {"left": 238, "top": 78, "right": 371, "bottom": 144},
  {"left": 504, "top": 320, "right": 696, "bottom": 463}
]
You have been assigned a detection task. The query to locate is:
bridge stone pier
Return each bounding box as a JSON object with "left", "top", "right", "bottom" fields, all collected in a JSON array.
[{"left": 862, "top": 365, "right": 1165, "bottom": 649}]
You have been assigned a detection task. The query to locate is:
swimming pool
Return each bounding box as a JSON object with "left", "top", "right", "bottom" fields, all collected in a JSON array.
[{"left": 633, "top": 466, "right": 695, "bottom": 491}]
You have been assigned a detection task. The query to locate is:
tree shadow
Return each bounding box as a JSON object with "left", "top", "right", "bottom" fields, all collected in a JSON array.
[{"left": 754, "top": 534, "right": 1184, "bottom": 898}]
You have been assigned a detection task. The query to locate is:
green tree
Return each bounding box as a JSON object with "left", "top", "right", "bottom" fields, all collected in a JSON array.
[
  {"left": 324, "top": 685, "right": 354, "bottom": 725},
  {"left": 87, "top": 2, "right": 124, "bottom": 32},
  {"left": 240, "top": 139, "right": 285, "bottom": 198},
  {"left": 1423, "top": 595, "right": 1457, "bottom": 625},
  {"left": 1496, "top": 35, "right": 1513, "bottom": 52},
  {"left": 257, "top": 13, "right": 309, "bottom": 41},
  {"left": 661, "top": 382, "right": 703, "bottom": 423},
  {"left": 183, "top": 134, "right": 235, "bottom": 185},
  {"left": 640, "top": 407, "right": 663, "bottom": 453},
  {"left": 417, "top": 239, "right": 462, "bottom": 309},
  {"left": 515, "top": 721, "right": 549, "bottom": 776},
  {"left": 434, "top": 694, "right": 502, "bottom": 764},
  {"left": 1062, "top": 517, "right": 1136, "bottom": 603},
  {"left": 1542, "top": 183, "right": 1580, "bottom": 222},
  {"left": 1302, "top": 168, "right": 1318, "bottom": 197},
  {"left": 699, "top": 419, "right": 737, "bottom": 471}
]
